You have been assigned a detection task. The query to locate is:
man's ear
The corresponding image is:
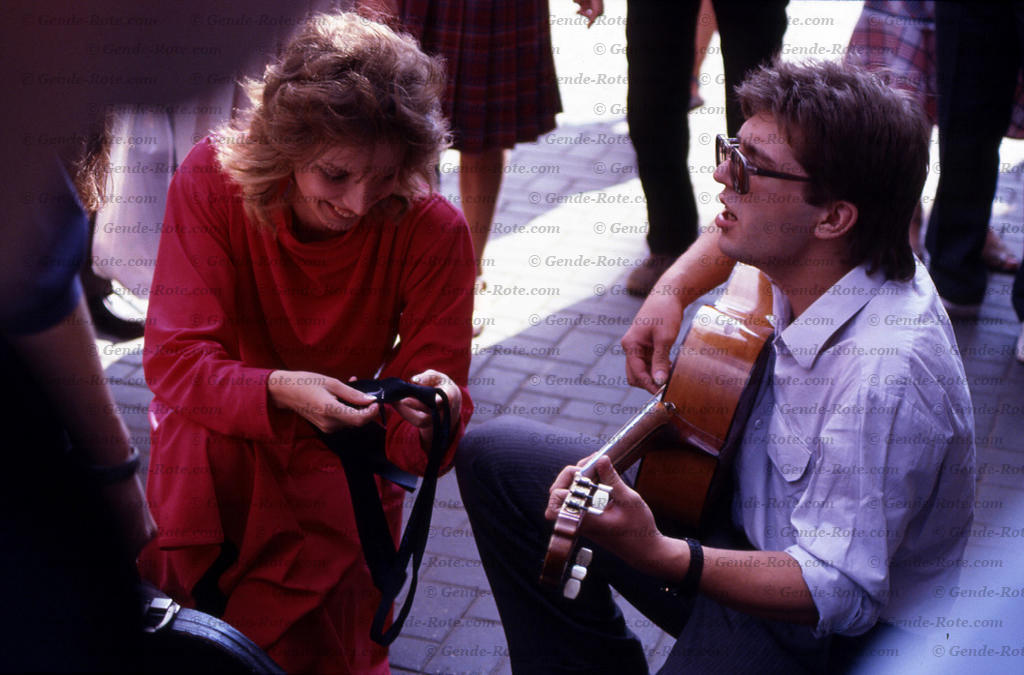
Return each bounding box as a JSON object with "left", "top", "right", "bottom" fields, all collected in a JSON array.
[{"left": 814, "top": 200, "right": 858, "bottom": 240}]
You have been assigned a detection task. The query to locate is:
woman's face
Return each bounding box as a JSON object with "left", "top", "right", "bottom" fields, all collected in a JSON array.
[{"left": 291, "top": 142, "right": 403, "bottom": 238}]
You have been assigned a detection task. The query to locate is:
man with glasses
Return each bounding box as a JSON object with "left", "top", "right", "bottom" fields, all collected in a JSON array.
[{"left": 456, "top": 60, "right": 975, "bottom": 672}]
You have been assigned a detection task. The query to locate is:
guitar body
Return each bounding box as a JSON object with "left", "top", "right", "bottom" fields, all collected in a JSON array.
[
  {"left": 633, "top": 435, "right": 718, "bottom": 534},
  {"left": 636, "top": 264, "right": 776, "bottom": 532},
  {"left": 541, "top": 264, "right": 774, "bottom": 595}
]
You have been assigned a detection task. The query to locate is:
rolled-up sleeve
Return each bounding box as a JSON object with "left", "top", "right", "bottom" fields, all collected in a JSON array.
[{"left": 782, "top": 386, "right": 955, "bottom": 637}]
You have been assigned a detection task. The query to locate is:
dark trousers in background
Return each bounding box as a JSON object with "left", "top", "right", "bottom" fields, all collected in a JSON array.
[
  {"left": 454, "top": 416, "right": 827, "bottom": 674},
  {"left": 928, "top": 1, "right": 1024, "bottom": 319},
  {"left": 626, "top": 0, "right": 789, "bottom": 258}
]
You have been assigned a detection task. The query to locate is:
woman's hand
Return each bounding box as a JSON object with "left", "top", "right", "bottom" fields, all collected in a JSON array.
[
  {"left": 268, "top": 370, "right": 379, "bottom": 433},
  {"left": 391, "top": 369, "right": 462, "bottom": 448},
  {"left": 573, "top": 0, "right": 604, "bottom": 28}
]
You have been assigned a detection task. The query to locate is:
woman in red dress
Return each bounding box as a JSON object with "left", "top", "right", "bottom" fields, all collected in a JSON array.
[{"left": 138, "top": 13, "right": 475, "bottom": 673}]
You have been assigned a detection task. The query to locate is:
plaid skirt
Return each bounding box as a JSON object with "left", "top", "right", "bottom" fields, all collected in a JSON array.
[
  {"left": 846, "top": 0, "right": 1024, "bottom": 138},
  {"left": 400, "top": 0, "right": 561, "bottom": 152}
]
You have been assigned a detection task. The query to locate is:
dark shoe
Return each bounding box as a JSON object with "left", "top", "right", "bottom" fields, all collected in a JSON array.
[
  {"left": 982, "top": 229, "right": 1021, "bottom": 273},
  {"left": 689, "top": 76, "right": 704, "bottom": 111},
  {"left": 626, "top": 255, "right": 676, "bottom": 297},
  {"left": 88, "top": 293, "right": 146, "bottom": 340}
]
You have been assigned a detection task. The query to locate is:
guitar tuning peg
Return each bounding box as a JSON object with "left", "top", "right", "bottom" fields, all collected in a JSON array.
[
  {"left": 563, "top": 547, "right": 596, "bottom": 600},
  {"left": 587, "top": 483, "right": 612, "bottom": 515},
  {"left": 576, "top": 547, "right": 593, "bottom": 566}
]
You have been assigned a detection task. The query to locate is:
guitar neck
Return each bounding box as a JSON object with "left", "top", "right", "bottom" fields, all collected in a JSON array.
[{"left": 577, "top": 391, "right": 673, "bottom": 477}]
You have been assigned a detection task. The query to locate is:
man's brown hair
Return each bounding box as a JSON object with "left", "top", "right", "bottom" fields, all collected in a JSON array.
[{"left": 736, "top": 59, "right": 930, "bottom": 281}]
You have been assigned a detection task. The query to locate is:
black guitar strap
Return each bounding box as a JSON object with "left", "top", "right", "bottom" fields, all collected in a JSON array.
[{"left": 317, "top": 378, "right": 452, "bottom": 646}]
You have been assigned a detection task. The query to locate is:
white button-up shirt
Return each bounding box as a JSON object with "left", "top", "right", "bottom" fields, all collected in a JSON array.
[{"left": 731, "top": 261, "right": 976, "bottom": 637}]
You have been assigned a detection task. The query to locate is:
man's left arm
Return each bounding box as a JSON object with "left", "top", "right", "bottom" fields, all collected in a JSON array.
[
  {"left": 547, "top": 457, "right": 819, "bottom": 625},
  {"left": 549, "top": 381, "right": 972, "bottom": 635}
]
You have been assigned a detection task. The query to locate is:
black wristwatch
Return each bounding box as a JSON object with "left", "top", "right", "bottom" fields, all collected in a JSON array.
[{"left": 661, "top": 537, "right": 704, "bottom": 596}]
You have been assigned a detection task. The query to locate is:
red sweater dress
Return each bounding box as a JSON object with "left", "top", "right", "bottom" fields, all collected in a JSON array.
[{"left": 138, "top": 138, "right": 475, "bottom": 674}]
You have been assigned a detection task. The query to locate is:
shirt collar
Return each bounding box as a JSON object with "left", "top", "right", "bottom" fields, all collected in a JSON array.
[{"left": 774, "top": 264, "right": 886, "bottom": 370}]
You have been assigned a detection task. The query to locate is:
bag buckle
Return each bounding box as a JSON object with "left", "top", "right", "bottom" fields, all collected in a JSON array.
[{"left": 143, "top": 595, "right": 181, "bottom": 633}]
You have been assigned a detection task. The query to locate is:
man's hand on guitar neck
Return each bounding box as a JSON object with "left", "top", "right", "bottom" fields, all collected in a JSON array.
[
  {"left": 546, "top": 456, "right": 683, "bottom": 581},
  {"left": 547, "top": 456, "right": 820, "bottom": 626},
  {"left": 622, "top": 229, "right": 736, "bottom": 393}
]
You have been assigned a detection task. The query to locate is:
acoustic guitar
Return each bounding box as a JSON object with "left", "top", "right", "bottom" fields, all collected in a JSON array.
[{"left": 539, "top": 263, "right": 774, "bottom": 599}]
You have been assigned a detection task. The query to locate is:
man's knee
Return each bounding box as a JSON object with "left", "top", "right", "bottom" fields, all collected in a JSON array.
[
  {"left": 455, "top": 416, "right": 526, "bottom": 485},
  {"left": 456, "top": 416, "right": 582, "bottom": 514}
]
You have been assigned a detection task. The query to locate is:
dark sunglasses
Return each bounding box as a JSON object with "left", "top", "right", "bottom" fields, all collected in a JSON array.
[{"left": 715, "top": 135, "right": 811, "bottom": 195}]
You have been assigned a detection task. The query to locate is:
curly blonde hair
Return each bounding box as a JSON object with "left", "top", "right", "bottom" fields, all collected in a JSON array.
[{"left": 215, "top": 11, "right": 450, "bottom": 228}]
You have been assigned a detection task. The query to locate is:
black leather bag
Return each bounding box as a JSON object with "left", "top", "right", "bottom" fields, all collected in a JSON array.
[{"left": 139, "top": 582, "right": 284, "bottom": 674}]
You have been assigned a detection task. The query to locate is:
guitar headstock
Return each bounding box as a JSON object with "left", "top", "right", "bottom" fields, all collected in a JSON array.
[
  {"left": 565, "top": 472, "right": 612, "bottom": 517},
  {"left": 539, "top": 471, "right": 612, "bottom": 598}
]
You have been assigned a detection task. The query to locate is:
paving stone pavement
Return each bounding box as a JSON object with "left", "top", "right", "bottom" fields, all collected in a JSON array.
[{"left": 92, "top": 3, "right": 1024, "bottom": 673}]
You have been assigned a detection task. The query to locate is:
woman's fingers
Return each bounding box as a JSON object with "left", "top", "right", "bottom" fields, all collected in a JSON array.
[
  {"left": 329, "top": 378, "right": 377, "bottom": 406},
  {"left": 392, "top": 398, "right": 431, "bottom": 428}
]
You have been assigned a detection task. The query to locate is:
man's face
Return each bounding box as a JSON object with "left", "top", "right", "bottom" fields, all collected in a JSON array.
[{"left": 713, "top": 113, "right": 828, "bottom": 279}]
